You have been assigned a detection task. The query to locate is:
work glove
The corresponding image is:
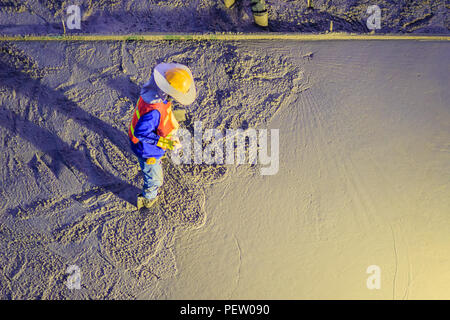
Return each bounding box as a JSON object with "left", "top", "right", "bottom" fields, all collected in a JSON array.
[{"left": 157, "top": 136, "right": 180, "bottom": 151}]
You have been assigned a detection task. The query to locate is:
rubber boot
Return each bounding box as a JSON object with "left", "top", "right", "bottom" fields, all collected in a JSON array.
[
  {"left": 224, "top": 0, "right": 236, "bottom": 9},
  {"left": 253, "top": 10, "right": 268, "bottom": 27},
  {"left": 251, "top": 0, "right": 268, "bottom": 27},
  {"left": 137, "top": 195, "right": 157, "bottom": 210}
]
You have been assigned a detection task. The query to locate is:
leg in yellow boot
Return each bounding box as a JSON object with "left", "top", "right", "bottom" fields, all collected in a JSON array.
[{"left": 251, "top": 0, "right": 268, "bottom": 27}]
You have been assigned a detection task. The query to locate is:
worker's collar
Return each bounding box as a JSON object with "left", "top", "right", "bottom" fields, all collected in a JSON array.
[{"left": 164, "top": 96, "right": 173, "bottom": 104}]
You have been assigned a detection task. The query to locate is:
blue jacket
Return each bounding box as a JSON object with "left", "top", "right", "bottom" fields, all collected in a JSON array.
[{"left": 130, "top": 76, "right": 168, "bottom": 160}]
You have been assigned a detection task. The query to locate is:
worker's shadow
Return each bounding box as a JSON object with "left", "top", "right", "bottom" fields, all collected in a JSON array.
[{"left": 0, "top": 55, "right": 140, "bottom": 206}]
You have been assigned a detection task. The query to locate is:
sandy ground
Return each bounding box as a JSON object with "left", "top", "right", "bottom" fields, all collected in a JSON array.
[
  {"left": 0, "top": 38, "right": 449, "bottom": 300},
  {"left": 0, "top": 0, "right": 449, "bottom": 301},
  {"left": 1, "top": 0, "right": 449, "bottom": 35}
]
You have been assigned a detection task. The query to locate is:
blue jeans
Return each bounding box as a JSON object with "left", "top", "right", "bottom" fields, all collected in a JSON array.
[{"left": 137, "top": 157, "right": 163, "bottom": 199}]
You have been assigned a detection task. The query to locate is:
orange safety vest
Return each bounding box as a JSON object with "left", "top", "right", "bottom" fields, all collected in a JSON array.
[{"left": 128, "top": 96, "right": 179, "bottom": 144}]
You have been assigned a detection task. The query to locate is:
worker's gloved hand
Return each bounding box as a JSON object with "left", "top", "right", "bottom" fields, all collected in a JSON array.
[{"left": 157, "top": 136, "right": 175, "bottom": 150}]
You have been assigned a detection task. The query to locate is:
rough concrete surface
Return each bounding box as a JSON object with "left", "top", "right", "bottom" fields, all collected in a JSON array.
[{"left": 0, "top": 1, "right": 449, "bottom": 300}]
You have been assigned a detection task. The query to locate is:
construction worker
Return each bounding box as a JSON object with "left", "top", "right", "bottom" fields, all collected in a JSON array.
[
  {"left": 129, "top": 63, "right": 196, "bottom": 209},
  {"left": 223, "top": 0, "right": 268, "bottom": 27}
]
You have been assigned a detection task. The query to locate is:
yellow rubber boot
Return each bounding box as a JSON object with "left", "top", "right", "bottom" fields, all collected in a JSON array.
[
  {"left": 224, "top": 0, "right": 236, "bottom": 9},
  {"left": 253, "top": 11, "right": 268, "bottom": 27},
  {"left": 251, "top": 0, "right": 268, "bottom": 27}
]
